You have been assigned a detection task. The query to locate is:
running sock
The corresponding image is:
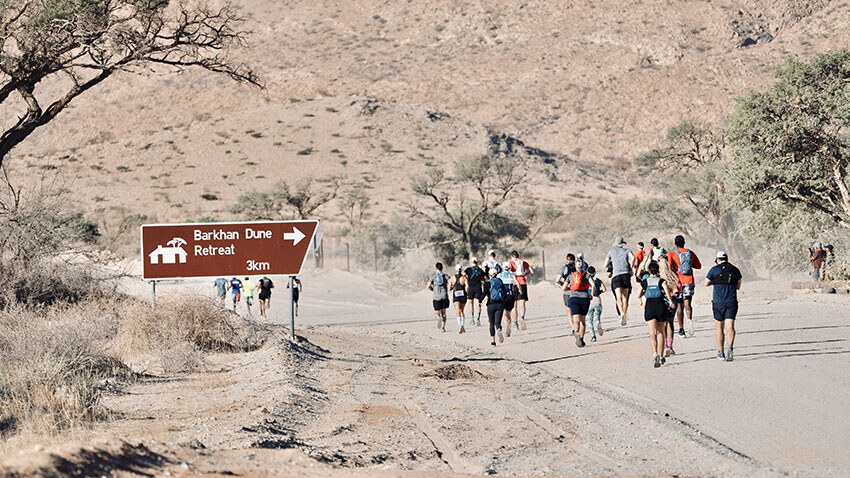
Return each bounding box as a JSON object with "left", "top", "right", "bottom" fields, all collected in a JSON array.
[{"left": 665, "top": 337, "right": 673, "bottom": 348}]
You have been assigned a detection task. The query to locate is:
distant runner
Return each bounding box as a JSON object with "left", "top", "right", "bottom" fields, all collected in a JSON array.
[
  {"left": 605, "top": 236, "right": 635, "bottom": 326},
  {"left": 657, "top": 255, "right": 680, "bottom": 356},
  {"left": 564, "top": 258, "right": 592, "bottom": 348},
  {"left": 484, "top": 269, "right": 505, "bottom": 346},
  {"left": 649, "top": 238, "right": 666, "bottom": 261},
  {"left": 448, "top": 265, "right": 469, "bottom": 334},
  {"left": 428, "top": 263, "right": 450, "bottom": 333},
  {"left": 509, "top": 250, "right": 533, "bottom": 331},
  {"left": 243, "top": 277, "right": 255, "bottom": 315},
  {"left": 286, "top": 277, "right": 302, "bottom": 316},
  {"left": 498, "top": 262, "right": 517, "bottom": 338},
  {"left": 634, "top": 242, "right": 646, "bottom": 279},
  {"left": 482, "top": 250, "right": 502, "bottom": 276},
  {"left": 587, "top": 266, "right": 606, "bottom": 342},
  {"left": 638, "top": 261, "right": 673, "bottom": 368},
  {"left": 557, "top": 253, "right": 577, "bottom": 334},
  {"left": 669, "top": 235, "right": 702, "bottom": 337},
  {"left": 213, "top": 277, "right": 228, "bottom": 307},
  {"left": 464, "top": 257, "right": 486, "bottom": 326},
  {"left": 706, "top": 251, "right": 743, "bottom": 362},
  {"left": 228, "top": 276, "right": 243, "bottom": 312},
  {"left": 257, "top": 276, "right": 274, "bottom": 318}
]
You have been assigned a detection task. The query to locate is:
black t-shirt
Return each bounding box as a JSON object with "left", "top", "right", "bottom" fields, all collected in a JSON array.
[
  {"left": 706, "top": 263, "right": 742, "bottom": 304},
  {"left": 464, "top": 266, "right": 485, "bottom": 289},
  {"left": 258, "top": 278, "right": 274, "bottom": 294}
]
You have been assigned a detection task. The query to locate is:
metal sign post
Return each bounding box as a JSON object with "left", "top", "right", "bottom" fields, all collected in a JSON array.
[
  {"left": 150, "top": 280, "right": 157, "bottom": 311},
  {"left": 289, "top": 276, "right": 296, "bottom": 341}
]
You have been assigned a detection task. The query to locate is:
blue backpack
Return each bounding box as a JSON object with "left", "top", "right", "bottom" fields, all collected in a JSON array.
[
  {"left": 489, "top": 277, "right": 505, "bottom": 301},
  {"left": 645, "top": 276, "right": 664, "bottom": 299},
  {"left": 434, "top": 272, "right": 446, "bottom": 286},
  {"left": 675, "top": 250, "right": 693, "bottom": 275}
]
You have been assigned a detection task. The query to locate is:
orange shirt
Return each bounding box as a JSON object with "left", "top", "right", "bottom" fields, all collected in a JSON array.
[
  {"left": 668, "top": 247, "right": 702, "bottom": 284},
  {"left": 634, "top": 249, "right": 646, "bottom": 272}
]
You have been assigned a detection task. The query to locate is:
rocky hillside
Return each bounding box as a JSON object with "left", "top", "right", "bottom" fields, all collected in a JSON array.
[{"left": 4, "top": 0, "right": 849, "bottom": 234}]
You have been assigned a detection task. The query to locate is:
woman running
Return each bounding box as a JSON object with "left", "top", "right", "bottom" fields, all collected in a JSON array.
[
  {"left": 448, "top": 264, "right": 469, "bottom": 334},
  {"left": 484, "top": 269, "right": 506, "bottom": 346},
  {"left": 564, "top": 256, "right": 592, "bottom": 348},
  {"left": 638, "top": 261, "right": 674, "bottom": 368},
  {"left": 498, "top": 261, "right": 518, "bottom": 337}
]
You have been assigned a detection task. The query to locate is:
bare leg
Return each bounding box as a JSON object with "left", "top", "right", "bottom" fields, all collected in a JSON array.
[
  {"left": 647, "top": 319, "right": 659, "bottom": 353},
  {"left": 677, "top": 304, "right": 685, "bottom": 331},
  {"left": 655, "top": 321, "right": 665, "bottom": 356},
  {"left": 726, "top": 319, "right": 736, "bottom": 348},
  {"left": 684, "top": 299, "right": 693, "bottom": 322},
  {"left": 577, "top": 315, "right": 587, "bottom": 338},
  {"left": 715, "top": 320, "right": 725, "bottom": 350}
]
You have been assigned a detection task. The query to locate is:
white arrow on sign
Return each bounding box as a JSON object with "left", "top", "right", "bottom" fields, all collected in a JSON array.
[{"left": 284, "top": 226, "right": 306, "bottom": 246}]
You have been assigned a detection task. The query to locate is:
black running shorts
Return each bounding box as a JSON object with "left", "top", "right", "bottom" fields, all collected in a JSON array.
[
  {"left": 611, "top": 273, "right": 632, "bottom": 290},
  {"left": 712, "top": 301, "right": 738, "bottom": 321},
  {"left": 517, "top": 284, "right": 529, "bottom": 301},
  {"left": 433, "top": 298, "right": 450, "bottom": 311}
]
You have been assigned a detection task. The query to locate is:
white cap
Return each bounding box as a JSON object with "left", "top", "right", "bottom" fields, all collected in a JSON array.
[
  {"left": 716, "top": 251, "right": 728, "bottom": 259},
  {"left": 488, "top": 249, "right": 497, "bottom": 257},
  {"left": 489, "top": 269, "right": 499, "bottom": 276},
  {"left": 502, "top": 261, "right": 512, "bottom": 270},
  {"left": 814, "top": 242, "right": 822, "bottom": 248},
  {"left": 455, "top": 264, "right": 463, "bottom": 272},
  {"left": 577, "top": 252, "right": 583, "bottom": 259}
]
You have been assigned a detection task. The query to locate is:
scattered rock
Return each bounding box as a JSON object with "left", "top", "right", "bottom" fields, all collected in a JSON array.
[
  {"left": 420, "top": 364, "right": 485, "bottom": 381},
  {"left": 822, "top": 287, "right": 836, "bottom": 294},
  {"left": 178, "top": 438, "right": 206, "bottom": 450}
]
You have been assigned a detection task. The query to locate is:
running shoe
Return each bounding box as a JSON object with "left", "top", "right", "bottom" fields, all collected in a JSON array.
[
  {"left": 590, "top": 336, "right": 597, "bottom": 343},
  {"left": 498, "top": 330, "right": 504, "bottom": 343},
  {"left": 725, "top": 347, "right": 734, "bottom": 362},
  {"left": 716, "top": 350, "right": 725, "bottom": 360},
  {"left": 459, "top": 326, "right": 465, "bottom": 334},
  {"left": 437, "top": 317, "right": 443, "bottom": 329},
  {"left": 506, "top": 329, "right": 511, "bottom": 338},
  {"left": 441, "top": 326, "right": 446, "bottom": 333},
  {"left": 519, "top": 319, "right": 527, "bottom": 331},
  {"left": 580, "top": 338, "right": 586, "bottom": 347},
  {"left": 661, "top": 356, "right": 666, "bottom": 365},
  {"left": 513, "top": 321, "right": 519, "bottom": 330},
  {"left": 596, "top": 325, "right": 603, "bottom": 337},
  {"left": 685, "top": 318, "right": 695, "bottom": 337},
  {"left": 678, "top": 329, "right": 686, "bottom": 338},
  {"left": 620, "top": 313, "right": 627, "bottom": 326},
  {"left": 654, "top": 355, "right": 661, "bottom": 368},
  {"left": 491, "top": 341, "right": 496, "bottom": 347},
  {"left": 665, "top": 347, "right": 676, "bottom": 357},
  {"left": 570, "top": 329, "right": 575, "bottom": 336},
  {"left": 575, "top": 335, "right": 582, "bottom": 347},
  {"left": 476, "top": 319, "right": 481, "bottom": 326}
]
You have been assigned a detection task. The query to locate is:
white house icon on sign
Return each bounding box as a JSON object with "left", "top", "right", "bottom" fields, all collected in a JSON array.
[{"left": 149, "top": 237, "right": 188, "bottom": 264}]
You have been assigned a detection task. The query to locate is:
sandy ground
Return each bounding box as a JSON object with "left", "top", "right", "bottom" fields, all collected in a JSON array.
[{"left": 1, "top": 269, "right": 848, "bottom": 477}]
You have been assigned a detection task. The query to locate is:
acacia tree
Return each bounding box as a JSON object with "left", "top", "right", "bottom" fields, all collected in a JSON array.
[
  {"left": 632, "top": 120, "right": 746, "bottom": 258},
  {"left": 727, "top": 49, "right": 850, "bottom": 229},
  {"left": 231, "top": 177, "right": 340, "bottom": 220},
  {"left": 406, "top": 155, "right": 526, "bottom": 260},
  {"left": 0, "top": 0, "right": 259, "bottom": 168}
]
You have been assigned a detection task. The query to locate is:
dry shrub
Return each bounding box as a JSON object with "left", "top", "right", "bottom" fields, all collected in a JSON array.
[
  {"left": 0, "top": 258, "right": 107, "bottom": 308},
  {"left": 0, "top": 300, "right": 128, "bottom": 436},
  {"left": 116, "top": 295, "right": 266, "bottom": 373}
]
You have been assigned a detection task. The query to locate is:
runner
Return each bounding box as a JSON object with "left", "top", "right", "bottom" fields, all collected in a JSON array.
[
  {"left": 484, "top": 269, "right": 505, "bottom": 346},
  {"left": 638, "top": 261, "right": 674, "bottom": 368},
  {"left": 809, "top": 242, "right": 827, "bottom": 282},
  {"left": 604, "top": 236, "right": 635, "bottom": 326},
  {"left": 448, "top": 265, "right": 469, "bottom": 334},
  {"left": 464, "top": 257, "right": 486, "bottom": 326},
  {"left": 228, "top": 276, "right": 243, "bottom": 312},
  {"left": 482, "top": 250, "right": 502, "bottom": 276},
  {"left": 498, "top": 262, "right": 517, "bottom": 338},
  {"left": 557, "top": 253, "right": 577, "bottom": 334},
  {"left": 286, "top": 277, "right": 302, "bottom": 316},
  {"left": 508, "top": 250, "right": 533, "bottom": 331},
  {"left": 587, "top": 266, "right": 606, "bottom": 342},
  {"left": 649, "top": 238, "right": 667, "bottom": 261},
  {"left": 669, "top": 235, "right": 702, "bottom": 337},
  {"left": 705, "top": 251, "right": 743, "bottom": 362},
  {"left": 428, "top": 263, "right": 450, "bottom": 333},
  {"left": 563, "top": 259, "right": 592, "bottom": 348},
  {"left": 257, "top": 276, "right": 274, "bottom": 318},
  {"left": 657, "top": 254, "right": 680, "bottom": 356},
  {"left": 213, "top": 277, "right": 228, "bottom": 307},
  {"left": 243, "top": 277, "right": 255, "bottom": 315},
  {"left": 634, "top": 242, "right": 646, "bottom": 279}
]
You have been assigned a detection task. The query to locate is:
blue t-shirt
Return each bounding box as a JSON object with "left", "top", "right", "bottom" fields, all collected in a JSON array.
[
  {"left": 591, "top": 277, "right": 603, "bottom": 297},
  {"left": 214, "top": 278, "right": 228, "bottom": 295},
  {"left": 230, "top": 278, "right": 243, "bottom": 294},
  {"left": 706, "top": 263, "right": 742, "bottom": 304}
]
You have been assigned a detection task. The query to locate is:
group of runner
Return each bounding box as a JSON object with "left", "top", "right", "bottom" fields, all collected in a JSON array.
[
  {"left": 428, "top": 235, "right": 743, "bottom": 368},
  {"left": 213, "top": 275, "right": 287, "bottom": 318}
]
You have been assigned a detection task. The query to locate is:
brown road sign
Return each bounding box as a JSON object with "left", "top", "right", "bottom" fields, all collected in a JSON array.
[{"left": 141, "top": 220, "right": 319, "bottom": 280}]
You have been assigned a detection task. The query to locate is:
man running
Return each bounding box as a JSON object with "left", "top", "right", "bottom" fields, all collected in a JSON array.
[
  {"left": 243, "top": 277, "right": 255, "bottom": 315},
  {"left": 482, "top": 250, "right": 502, "bottom": 276},
  {"left": 257, "top": 276, "right": 274, "bottom": 318},
  {"left": 428, "top": 262, "right": 450, "bottom": 332},
  {"left": 669, "top": 235, "right": 702, "bottom": 337},
  {"left": 634, "top": 242, "right": 647, "bottom": 279},
  {"left": 649, "top": 238, "right": 666, "bottom": 261},
  {"left": 706, "top": 251, "right": 743, "bottom": 362},
  {"left": 213, "top": 277, "right": 228, "bottom": 307},
  {"left": 498, "top": 262, "right": 517, "bottom": 337},
  {"left": 508, "top": 250, "right": 533, "bottom": 331},
  {"left": 605, "top": 237, "right": 635, "bottom": 326},
  {"left": 563, "top": 262, "right": 592, "bottom": 348},
  {"left": 464, "top": 257, "right": 486, "bottom": 326},
  {"left": 286, "top": 277, "right": 302, "bottom": 316},
  {"left": 484, "top": 269, "right": 505, "bottom": 346},
  {"left": 228, "top": 276, "right": 243, "bottom": 312}
]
